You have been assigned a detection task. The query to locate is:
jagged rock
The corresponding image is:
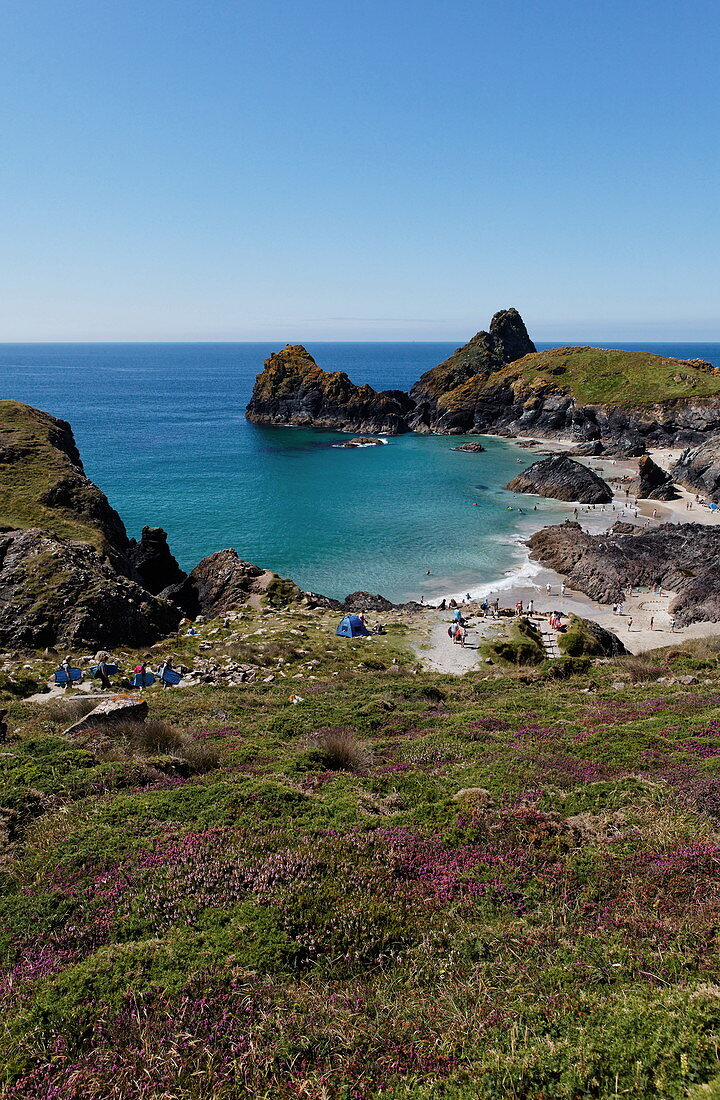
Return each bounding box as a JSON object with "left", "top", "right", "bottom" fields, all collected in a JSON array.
[
  {"left": 408, "top": 308, "right": 536, "bottom": 433},
  {"left": 506, "top": 456, "right": 612, "bottom": 503},
  {"left": 342, "top": 591, "right": 395, "bottom": 613},
  {"left": 64, "top": 696, "right": 149, "bottom": 736},
  {"left": 338, "top": 437, "right": 385, "bottom": 447},
  {"left": 127, "top": 526, "right": 186, "bottom": 594},
  {"left": 527, "top": 520, "right": 720, "bottom": 624},
  {"left": 672, "top": 435, "right": 720, "bottom": 499},
  {"left": 452, "top": 442, "right": 486, "bottom": 452},
  {"left": 628, "top": 455, "right": 676, "bottom": 500},
  {"left": 246, "top": 345, "right": 415, "bottom": 434},
  {"left": 560, "top": 615, "right": 628, "bottom": 657},
  {"left": 0, "top": 529, "right": 180, "bottom": 648},
  {"left": 163, "top": 550, "right": 266, "bottom": 617},
  {"left": 244, "top": 317, "right": 720, "bottom": 447}
]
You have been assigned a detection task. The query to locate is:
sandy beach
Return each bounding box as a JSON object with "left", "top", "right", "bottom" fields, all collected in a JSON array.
[{"left": 419, "top": 439, "right": 720, "bottom": 669}]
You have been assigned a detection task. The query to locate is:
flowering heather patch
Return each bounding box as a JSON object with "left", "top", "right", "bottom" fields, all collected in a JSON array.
[{"left": 5, "top": 645, "right": 720, "bottom": 1095}]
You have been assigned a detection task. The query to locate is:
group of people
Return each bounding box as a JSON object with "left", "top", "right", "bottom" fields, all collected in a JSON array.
[{"left": 58, "top": 653, "right": 180, "bottom": 690}]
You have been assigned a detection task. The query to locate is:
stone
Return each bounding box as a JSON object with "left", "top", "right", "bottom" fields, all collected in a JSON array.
[
  {"left": 452, "top": 441, "right": 486, "bottom": 452},
  {"left": 163, "top": 550, "right": 265, "bottom": 617},
  {"left": 627, "top": 455, "right": 676, "bottom": 500},
  {"left": 672, "top": 436, "right": 720, "bottom": 499},
  {"left": 506, "top": 456, "right": 613, "bottom": 504},
  {"left": 64, "top": 696, "right": 149, "bottom": 736}
]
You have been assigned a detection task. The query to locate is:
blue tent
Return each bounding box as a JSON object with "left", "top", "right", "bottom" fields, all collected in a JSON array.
[{"left": 336, "top": 614, "right": 371, "bottom": 638}]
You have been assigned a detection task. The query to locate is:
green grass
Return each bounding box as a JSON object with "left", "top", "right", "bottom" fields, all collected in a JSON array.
[
  {"left": 3, "top": 610, "right": 720, "bottom": 1096},
  {"left": 436, "top": 346, "right": 720, "bottom": 412},
  {"left": 0, "top": 400, "right": 110, "bottom": 547}
]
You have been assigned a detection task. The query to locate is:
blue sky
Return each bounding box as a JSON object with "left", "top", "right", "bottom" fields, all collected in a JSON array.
[{"left": 1, "top": 0, "right": 718, "bottom": 341}]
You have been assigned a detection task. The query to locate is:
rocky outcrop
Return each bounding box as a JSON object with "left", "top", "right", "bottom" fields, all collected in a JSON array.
[
  {"left": 506, "top": 456, "right": 613, "bottom": 503},
  {"left": 628, "top": 455, "right": 676, "bottom": 501},
  {"left": 452, "top": 442, "right": 486, "bottom": 453},
  {"left": 162, "top": 550, "right": 268, "bottom": 618},
  {"left": 338, "top": 437, "right": 385, "bottom": 448},
  {"left": 527, "top": 521, "right": 720, "bottom": 625},
  {"left": 672, "top": 436, "right": 720, "bottom": 499},
  {"left": 560, "top": 615, "right": 628, "bottom": 657},
  {"left": 0, "top": 529, "right": 181, "bottom": 648},
  {"left": 245, "top": 314, "right": 720, "bottom": 448},
  {"left": 127, "top": 526, "right": 186, "bottom": 594},
  {"left": 408, "top": 309, "right": 536, "bottom": 433},
  {"left": 246, "top": 345, "right": 415, "bottom": 434}
]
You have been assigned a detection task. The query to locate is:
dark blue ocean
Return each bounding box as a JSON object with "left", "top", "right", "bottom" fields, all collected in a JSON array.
[{"left": 1, "top": 341, "right": 718, "bottom": 601}]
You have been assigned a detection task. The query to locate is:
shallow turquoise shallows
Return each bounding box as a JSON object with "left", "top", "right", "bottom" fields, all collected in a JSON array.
[{"left": 1, "top": 341, "right": 718, "bottom": 602}]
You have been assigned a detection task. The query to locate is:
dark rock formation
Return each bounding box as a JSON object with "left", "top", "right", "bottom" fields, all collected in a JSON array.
[
  {"left": 672, "top": 436, "right": 720, "bottom": 499},
  {"left": 127, "top": 526, "right": 186, "bottom": 594},
  {"left": 574, "top": 441, "right": 605, "bottom": 456},
  {"left": 506, "top": 456, "right": 613, "bottom": 503},
  {"left": 245, "top": 314, "right": 720, "bottom": 449},
  {"left": 162, "top": 549, "right": 267, "bottom": 618},
  {"left": 338, "top": 437, "right": 385, "bottom": 448},
  {"left": 0, "top": 529, "right": 181, "bottom": 648},
  {"left": 527, "top": 521, "right": 720, "bottom": 625},
  {"left": 408, "top": 308, "right": 536, "bottom": 433},
  {"left": 246, "top": 345, "right": 415, "bottom": 435},
  {"left": 628, "top": 455, "right": 676, "bottom": 500},
  {"left": 341, "top": 591, "right": 395, "bottom": 613},
  {"left": 452, "top": 442, "right": 486, "bottom": 452}
]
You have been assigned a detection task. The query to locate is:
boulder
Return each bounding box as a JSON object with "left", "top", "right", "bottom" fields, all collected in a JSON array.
[
  {"left": 672, "top": 435, "right": 720, "bottom": 499},
  {"left": 628, "top": 455, "right": 676, "bottom": 501},
  {"left": 64, "top": 696, "right": 149, "bottom": 736},
  {"left": 506, "top": 456, "right": 613, "bottom": 503},
  {"left": 338, "top": 437, "right": 385, "bottom": 447},
  {"left": 573, "top": 441, "right": 604, "bottom": 456},
  {"left": 452, "top": 442, "right": 486, "bottom": 452}
]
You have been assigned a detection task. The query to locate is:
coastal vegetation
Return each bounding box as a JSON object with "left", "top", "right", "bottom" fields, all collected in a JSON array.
[{"left": 3, "top": 612, "right": 720, "bottom": 1096}]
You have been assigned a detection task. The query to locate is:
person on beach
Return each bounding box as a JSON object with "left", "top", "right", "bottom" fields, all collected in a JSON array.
[
  {"left": 560, "top": 583, "right": 566, "bottom": 597},
  {"left": 546, "top": 583, "right": 551, "bottom": 595},
  {"left": 627, "top": 617, "right": 633, "bottom": 630},
  {"left": 650, "top": 616, "right": 654, "bottom": 630},
  {"left": 670, "top": 617, "right": 676, "bottom": 632},
  {"left": 528, "top": 599, "right": 534, "bottom": 615},
  {"left": 438, "top": 598, "right": 446, "bottom": 611},
  {"left": 456, "top": 623, "right": 466, "bottom": 647}
]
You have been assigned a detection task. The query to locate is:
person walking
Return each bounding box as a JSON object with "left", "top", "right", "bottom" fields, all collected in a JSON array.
[
  {"left": 627, "top": 617, "right": 633, "bottom": 631},
  {"left": 649, "top": 616, "right": 654, "bottom": 630},
  {"left": 96, "top": 655, "right": 112, "bottom": 689},
  {"left": 60, "top": 655, "right": 74, "bottom": 690}
]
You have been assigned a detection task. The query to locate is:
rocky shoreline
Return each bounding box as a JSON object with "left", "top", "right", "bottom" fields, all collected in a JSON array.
[{"left": 246, "top": 307, "right": 720, "bottom": 452}]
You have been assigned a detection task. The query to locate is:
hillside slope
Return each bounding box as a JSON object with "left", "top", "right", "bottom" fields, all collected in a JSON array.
[{"left": 2, "top": 615, "right": 720, "bottom": 1097}]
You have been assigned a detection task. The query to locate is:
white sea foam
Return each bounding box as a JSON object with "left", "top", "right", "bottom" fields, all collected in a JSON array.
[{"left": 440, "top": 553, "right": 545, "bottom": 605}]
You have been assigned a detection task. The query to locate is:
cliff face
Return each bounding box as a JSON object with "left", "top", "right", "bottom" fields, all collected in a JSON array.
[
  {"left": 672, "top": 436, "right": 720, "bottom": 499},
  {"left": 408, "top": 308, "right": 536, "bottom": 432},
  {"left": 246, "top": 345, "right": 415, "bottom": 434}
]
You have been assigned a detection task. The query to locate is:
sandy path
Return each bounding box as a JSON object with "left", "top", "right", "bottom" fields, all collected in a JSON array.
[{"left": 416, "top": 613, "right": 494, "bottom": 674}]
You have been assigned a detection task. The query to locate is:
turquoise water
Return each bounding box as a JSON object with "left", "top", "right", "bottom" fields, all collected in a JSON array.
[{"left": 1, "top": 341, "right": 718, "bottom": 601}]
